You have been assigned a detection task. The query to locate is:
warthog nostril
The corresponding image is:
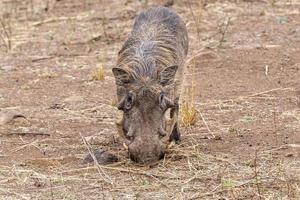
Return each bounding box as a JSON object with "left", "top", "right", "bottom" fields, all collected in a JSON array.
[
  {"left": 129, "top": 153, "right": 138, "bottom": 162},
  {"left": 159, "top": 151, "right": 165, "bottom": 160}
]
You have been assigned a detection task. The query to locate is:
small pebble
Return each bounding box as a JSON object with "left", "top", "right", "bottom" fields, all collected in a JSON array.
[
  {"left": 214, "top": 135, "right": 222, "bottom": 140},
  {"left": 83, "top": 149, "right": 118, "bottom": 164},
  {"left": 285, "top": 153, "right": 293, "bottom": 157}
]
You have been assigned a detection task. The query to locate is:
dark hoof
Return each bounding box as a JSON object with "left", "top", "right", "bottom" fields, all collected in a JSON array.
[
  {"left": 169, "top": 122, "right": 181, "bottom": 143},
  {"left": 83, "top": 149, "right": 118, "bottom": 164},
  {"left": 170, "top": 107, "right": 174, "bottom": 119},
  {"left": 170, "top": 98, "right": 179, "bottom": 119}
]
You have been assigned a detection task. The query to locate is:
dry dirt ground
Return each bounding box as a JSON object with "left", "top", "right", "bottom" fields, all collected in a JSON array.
[{"left": 0, "top": 0, "right": 300, "bottom": 199}]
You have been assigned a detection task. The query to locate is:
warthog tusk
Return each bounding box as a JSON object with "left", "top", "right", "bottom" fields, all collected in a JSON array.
[
  {"left": 126, "top": 125, "right": 135, "bottom": 137},
  {"left": 117, "top": 96, "right": 126, "bottom": 110},
  {"left": 123, "top": 142, "right": 128, "bottom": 150},
  {"left": 165, "top": 96, "right": 175, "bottom": 108},
  {"left": 158, "top": 124, "right": 167, "bottom": 137},
  {"left": 167, "top": 141, "right": 176, "bottom": 149},
  {"left": 161, "top": 133, "right": 170, "bottom": 145},
  {"left": 160, "top": 95, "right": 175, "bottom": 110}
]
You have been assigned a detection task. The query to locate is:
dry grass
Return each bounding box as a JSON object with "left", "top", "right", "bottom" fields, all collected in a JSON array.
[
  {"left": 269, "top": 0, "right": 278, "bottom": 6},
  {"left": 186, "top": 0, "right": 203, "bottom": 48},
  {"left": 1, "top": 140, "right": 299, "bottom": 199},
  {"left": 217, "top": 16, "right": 231, "bottom": 48},
  {"left": 91, "top": 64, "right": 105, "bottom": 81},
  {"left": 181, "top": 101, "right": 197, "bottom": 127},
  {"left": 0, "top": 14, "right": 12, "bottom": 52},
  {"left": 181, "top": 52, "right": 199, "bottom": 128}
]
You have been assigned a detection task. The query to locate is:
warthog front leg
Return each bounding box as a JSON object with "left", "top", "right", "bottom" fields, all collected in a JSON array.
[{"left": 169, "top": 97, "right": 181, "bottom": 142}]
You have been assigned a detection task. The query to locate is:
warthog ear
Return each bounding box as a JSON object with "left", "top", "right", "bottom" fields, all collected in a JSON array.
[
  {"left": 112, "top": 67, "right": 134, "bottom": 85},
  {"left": 159, "top": 65, "right": 178, "bottom": 86}
]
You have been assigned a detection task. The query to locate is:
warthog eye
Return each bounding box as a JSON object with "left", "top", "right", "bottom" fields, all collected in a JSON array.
[
  {"left": 117, "top": 92, "right": 135, "bottom": 111},
  {"left": 159, "top": 92, "right": 165, "bottom": 110}
]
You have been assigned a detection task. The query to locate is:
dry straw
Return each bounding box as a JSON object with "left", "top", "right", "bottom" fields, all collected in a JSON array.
[
  {"left": 181, "top": 59, "right": 197, "bottom": 127},
  {"left": 91, "top": 63, "right": 105, "bottom": 81}
]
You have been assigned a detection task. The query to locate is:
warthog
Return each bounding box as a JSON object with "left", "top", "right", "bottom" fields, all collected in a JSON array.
[{"left": 113, "top": 6, "right": 188, "bottom": 164}]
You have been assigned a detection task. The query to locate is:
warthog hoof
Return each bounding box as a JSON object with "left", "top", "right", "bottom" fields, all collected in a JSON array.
[{"left": 169, "top": 122, "right": 181, "bottom": 143}]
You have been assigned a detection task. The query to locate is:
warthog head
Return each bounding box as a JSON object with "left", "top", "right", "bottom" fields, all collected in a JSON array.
[{"left": 113, "top": 65, "right": 178, "bottom": 164}]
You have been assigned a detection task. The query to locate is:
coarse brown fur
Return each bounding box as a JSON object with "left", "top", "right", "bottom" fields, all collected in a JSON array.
[{"left": 112, "top": 6, "right": 188, "bottom": 164}]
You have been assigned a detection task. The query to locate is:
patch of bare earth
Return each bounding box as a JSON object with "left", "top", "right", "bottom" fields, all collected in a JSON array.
[{"left": 0, "top": 0, "right": 299, "bottom": 199}]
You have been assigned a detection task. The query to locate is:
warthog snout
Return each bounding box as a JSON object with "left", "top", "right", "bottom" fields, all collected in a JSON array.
[{"left": 128, "top": 138, "right": 165, "bottom": 164}]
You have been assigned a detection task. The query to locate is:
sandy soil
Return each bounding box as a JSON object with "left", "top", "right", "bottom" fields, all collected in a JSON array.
[{"left": 0, "top": 0, "right": 299, "bottom": 199}]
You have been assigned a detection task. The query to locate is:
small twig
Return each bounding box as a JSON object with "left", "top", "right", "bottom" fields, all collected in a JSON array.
[
  {"left": 198, "top": 109, "right": 215, "bottom": 139},
  {"left": 12, "top": 139, "right": 41, "bottom": 152},
  {"left": 254, "top": 149, "right": 262, "bottom": 200},
  {"left": 190, "top": 180, "right": 253, "bottom": 199},
  {"left": 195, "top": 87, "right": 294, "bottom": 107},
  {"left": 246, "top": 87, "right": 294, "bottom": 98},
  {"left": 79, "top": 132, "right": 113, "bottom": 185},
  {"left": 31, "top": 56, "right": 55, "bottom": 62},
  {"left": 32, "top": 16, "right": 77, "bottom": 26},
  {"left": 186, "top": 1, "right": 202, "bottom": 47},
  {"left": 218, "top": 17, "right": 231, "bottom": 48},
  {"left": 265, "top": 65, "right": 269, "bottom": 76},
  {"left": 61, "top": 163, "right": 171, "bottom": 188},
  {"left": 6, "top": 132, "right": 50, "bottom": 137},
  {"left": 100, "top": 16, "right": 108, "bottom": 40},
  {"left": 185, "top": 48, "right": 206, "bottom": 67},
  {"left": 0, "top": 188, "right": 30, "bottom": 200},
  {"left": 60, "top": 165, "right": 171, "bottom": 179},
  {"left": 262, "top": 144, "right": 300, "bottom": 154},
  {"left": 149, "top": 174, "right": 170, "bottom": 189},
  {"left": 31, "top": 15, "right": 122, "bottom": 27}
]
